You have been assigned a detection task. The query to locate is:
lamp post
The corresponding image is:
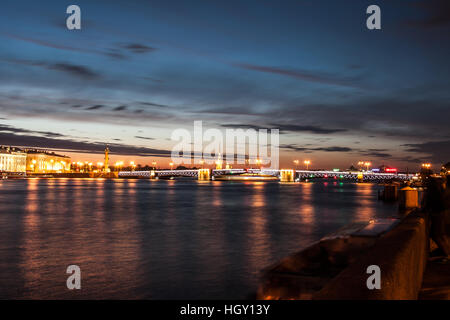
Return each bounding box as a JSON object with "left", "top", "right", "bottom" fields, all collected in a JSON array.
[
  {"left": 293, "top": 160, "right": 299, "bottom": 170},
  {"left": 304, "top": 160, "right": 311, "bottom": 170},
  {"left": 364, "top": 161, "right": 371, "bottom": 172},
  {"left": 169, "top": 162, "right": 174, "bottom": 170},
  {"left": 256, "top": 158, "right": 262, "bottom": 170}
]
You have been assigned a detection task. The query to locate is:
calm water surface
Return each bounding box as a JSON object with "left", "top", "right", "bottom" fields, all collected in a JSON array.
[{"left": 0, "top": 178, "right": 399, "bottom": 299}]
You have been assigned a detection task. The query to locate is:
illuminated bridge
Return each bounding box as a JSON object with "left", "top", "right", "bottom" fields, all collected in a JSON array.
[{"left": 119, "top": 169, "right": 415, "bottom": 181}]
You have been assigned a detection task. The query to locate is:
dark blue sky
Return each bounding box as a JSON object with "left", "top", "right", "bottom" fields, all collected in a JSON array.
[{"left": 0, "top": 0, "right": 449, "bottom": 169}]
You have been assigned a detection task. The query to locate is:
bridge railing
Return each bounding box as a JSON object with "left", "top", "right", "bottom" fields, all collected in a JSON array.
[{"left": 118, "top": 169, "right": 417, "bottom": 180}]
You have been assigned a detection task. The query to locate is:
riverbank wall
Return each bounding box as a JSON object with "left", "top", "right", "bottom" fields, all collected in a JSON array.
[
  {"left": 258, "top": 177, "right": 450, "bottom": 300},
  {"left": 313, "top": 210, "right": 429, "bottom": 299}
]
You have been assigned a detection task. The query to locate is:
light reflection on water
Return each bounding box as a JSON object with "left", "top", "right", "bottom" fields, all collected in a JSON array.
[{"left": 0, "top": 179, "right": 399, "bottom": 299}]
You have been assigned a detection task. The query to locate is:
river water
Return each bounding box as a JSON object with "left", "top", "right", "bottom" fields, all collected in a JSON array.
[{"left": 0, "top": 178, "right": 399, "bottom": 299}]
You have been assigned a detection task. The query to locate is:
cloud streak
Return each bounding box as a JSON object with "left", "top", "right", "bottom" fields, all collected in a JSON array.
[{"left": 232, "top": 63, "right": 362, "bottom": 88}]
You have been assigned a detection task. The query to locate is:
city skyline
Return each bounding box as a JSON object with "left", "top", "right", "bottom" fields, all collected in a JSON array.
[{"left": 1, "top": 1, "right": 449, "bottom": 170}]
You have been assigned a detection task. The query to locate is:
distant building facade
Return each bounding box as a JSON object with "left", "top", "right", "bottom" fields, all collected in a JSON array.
[
  {"left": 25, "top": 149, "right": 71, "bottom": 173},
  {"left": 0, "top": 146, "right": 27, "bottom": 173}
]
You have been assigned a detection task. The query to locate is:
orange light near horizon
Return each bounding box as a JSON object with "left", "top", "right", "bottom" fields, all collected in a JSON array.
[
  {"left": 304, "top": 160, "right": 311, "bottom": 170},
  {"left": 422, "top": 163, "right": 431, "bottom": 169}
]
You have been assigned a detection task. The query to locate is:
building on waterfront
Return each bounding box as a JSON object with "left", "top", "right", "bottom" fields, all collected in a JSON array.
[
  {"left": 25, "top": 149, "right": 71, "bottom": 173},
  {"left": 0, "top": 146, "right": 27, "bottom": 173}
]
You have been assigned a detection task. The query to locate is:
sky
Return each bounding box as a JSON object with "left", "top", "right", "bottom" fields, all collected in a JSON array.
[{"left": 0, "top": 0, "right": 449, "bottom": 170}]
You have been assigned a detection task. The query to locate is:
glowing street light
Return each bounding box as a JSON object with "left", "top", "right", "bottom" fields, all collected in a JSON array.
[
  {"left": 304, "top": 160, "right": 311, "bottom": 170},
  {"left": 364, "top": 161, "right": 371, "bottom": 172},
  {"left": 293, "top": 159, "right": 299, "bottom": 170},
  {"left": 115, "top": 161, "right": 124, "bottom": 171},
  {"left": 130, "top": 161, "right": 136, "bottom": 171},
  {"left": 256, "top": 158, "right": 262, "bottom": 169},
  {"left": 169, "top": 162, "right": 174, "bottom": 170},
  {"left": 422, "top": 163, "right": 431, "bottom": 169}
]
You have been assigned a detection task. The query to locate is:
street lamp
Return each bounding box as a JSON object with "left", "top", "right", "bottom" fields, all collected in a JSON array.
[
  {"left": 130, "top": 161, "right": 136, "bottom": 171},
  {"left": 364, "top": 161, "right": 371, "bottom": 172},
  {"left": 152, "top": 161, "right": 157, "bottom": 169},
  {"left": 169, "top": 162, "right": 174, "bottom": 170},
  {"left": 304, "top": 160, "right": 311, "bottom": 170},
  {"left": 422, "top": 163, "right": 431, "bottom": 169},
  {"left": 256, "top": 158, "right": 262, "bottom": 169},
  {"left": 293, "top": 160, "right": 299, "bottom": 170}
]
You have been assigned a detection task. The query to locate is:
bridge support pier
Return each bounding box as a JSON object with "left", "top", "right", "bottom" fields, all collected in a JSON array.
[
  {"left": 280, "top": 169, "right": 295, "bottom": 182},
  {"left": 357, "top": 173, "right": 364, "bottom": 183},
  {"left": 198, "top": 169, "right": 211, "bottom": 181}
]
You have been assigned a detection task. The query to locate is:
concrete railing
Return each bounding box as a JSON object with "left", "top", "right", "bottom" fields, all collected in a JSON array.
[{"left": 313, "top": 210, "right": 429, "bottom": 300}]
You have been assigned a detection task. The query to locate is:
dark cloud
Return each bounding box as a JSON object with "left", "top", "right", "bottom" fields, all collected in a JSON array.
[
  {"left": 314, "top": 146, "right": 352, "bottom": 152},
  {"left": 280, "top": 144, "right": 310, "bottom": 152},
  {"left": 280, "top": 144, "right": 353, "bottom": 153},
  {"left": 138, "top": 101, "right": 171, "bottom": 108},
  {"left": 232, "top": 63, "right": 362, "bottom": 87},
  {"left": 2, "top": 33, "right": 99, "bottom": 55},
  {"left": 198, "top": 107, "right": 260, "bottom": 116},
  {"left": 2, "top": 32, "right": 131, "bottom": 60},
  {"left": 270, "top": 123, "right": 347, "bottom": 135},
  {"left": 5, "top": 58, "right": 100, "bottom": 80},
  {"left": 0, "top": 131, "right": 171, "bottom": 157},
  {"left": 48, "top": 63, "right": 99, "bottom": 79},
  {"left": 86, "top": 105, "right": 104, "bottom": 110},
  {"left": 135, "top": 136, "right": 155, "bottom": 141},
  {"left": 221, "top": 123, "right": 346, "bottom": 134},
  {"left": 272, "top": 96, "right": 450, "bottom": 140},
  {"left": 113, "top": 105, "right": 127, "bottom": 111},
  {"left": 121, "top": 43, "right": 156, "bottom": 54},
  {"left": 220, "top": 124, "right": 268, "bottom": 131},
  {"left": 361, "top": 151, "right": 393, "bottom": 158},
  {"left": 0, "top": 123, "right": 63, "bottom": 138},
  {"left": 280, "top": 144, "right": 392, "bottom": 157},
  {"left": 403, "top": 140, "right": 450, "bottom": 163}
]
